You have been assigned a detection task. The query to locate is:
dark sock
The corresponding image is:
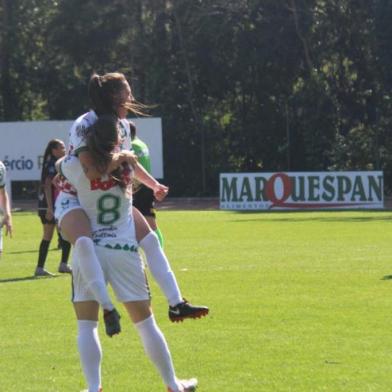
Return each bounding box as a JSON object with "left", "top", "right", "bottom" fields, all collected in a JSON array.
[
  {"left": 37, "top": 240, "right": 50, "bottom": 268},
  {"left": 60, "top": 236, "right": 71, "bottom": 264}
]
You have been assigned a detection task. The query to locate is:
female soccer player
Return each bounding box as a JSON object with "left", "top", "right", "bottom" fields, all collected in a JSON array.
[
  {"left": 35, "top": 139, "right": 71, "bottom": 276},
  {"left": 0, "top": 160, "right": 12, "bottom": 256},
  {"left": 55, "top": 73, "right": 208, "bottom": 337},
  {"left": 59, "top": 115, "right": 198, "bottom": 392}
]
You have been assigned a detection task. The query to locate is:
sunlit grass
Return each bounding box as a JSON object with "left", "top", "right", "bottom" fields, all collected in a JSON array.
[{"left": 1, "top": 210, "right": 392, "bottom": 391}]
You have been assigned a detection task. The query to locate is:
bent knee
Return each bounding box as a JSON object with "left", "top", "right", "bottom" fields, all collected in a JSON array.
[{"left": 60, "top": 209, "right": 92, "bottom": 244}]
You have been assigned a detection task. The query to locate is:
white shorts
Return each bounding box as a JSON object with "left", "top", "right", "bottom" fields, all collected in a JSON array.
[
  {"left": 72, "top": 246, "right": 150, "bottom": 303},
  {"left": 55, "top": 191, "right": 83, "bottom": 226}
]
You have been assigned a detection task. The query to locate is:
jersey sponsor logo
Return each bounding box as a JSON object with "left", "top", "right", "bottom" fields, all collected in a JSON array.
[
  {"left": 93, "top": 230, "right": 138, "bottom": 252},
  {"left": 89, "top": 164, "right": 132, "bottom": 192},
  {"left": 75, "top": 124, "right": 88, "bottom": 139},
  {"left": 67, "top": 144, "right": 74, "bottom": 155},
  {"left": 104, "top": 243, "right": 138, "bottom": 252},
  {"left": 61, "top": 199, "right": 70, "bottom": 207},
  {"left": 90, "top": 178, "right": 117, "bottom": 191},
  {"left": 93, "top": 225, "right": 117, "bottom": 239},
  {"left": 58, "top": 176, "right": 77, "bottom": 195}
]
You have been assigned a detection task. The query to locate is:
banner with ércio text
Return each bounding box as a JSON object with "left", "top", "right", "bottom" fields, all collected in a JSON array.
[
  {"left": 0, "top": 118, "right": 163, "bottom": 181},
  {"left": 220, "top": 172, "right": 384, "bottom": 210}
]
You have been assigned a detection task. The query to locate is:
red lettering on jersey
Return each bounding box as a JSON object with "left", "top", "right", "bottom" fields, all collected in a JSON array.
[
  {"left": 90, "top": 178, "right": 117, "bottom": 191},
  {"left": 56, "top": 176, "right": 77, "bottom": 196}
]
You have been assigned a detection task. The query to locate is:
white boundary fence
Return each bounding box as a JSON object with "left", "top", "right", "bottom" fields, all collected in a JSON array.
[{"left": 0, "top": 117, "right": 163, "bottom": 185}]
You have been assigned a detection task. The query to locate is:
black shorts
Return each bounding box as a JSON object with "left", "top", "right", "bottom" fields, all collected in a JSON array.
[
  {"left": 38, "top": 209, "right": 56, "bottom": 225},
  {"left": 133, "top": 185, "right": 156, "bottom": 218}
]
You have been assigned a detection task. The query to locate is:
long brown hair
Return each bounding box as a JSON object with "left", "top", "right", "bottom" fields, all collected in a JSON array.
[
  {"left": 85, "top": 114, "right": 132, "bottom": 193},
  {"left": 43, "top": 139, "right": 63, "bottom": 163},
  {"left": 88, "top": 72, "right": 148, "bottom": 116},
  {"left": 41, "top": 139, "right": 64, "bottom": 183}
]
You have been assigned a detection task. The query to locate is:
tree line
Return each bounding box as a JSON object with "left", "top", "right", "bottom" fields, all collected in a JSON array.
[{"left": 1, "top": 0, "right": 391, "bottom": 196}]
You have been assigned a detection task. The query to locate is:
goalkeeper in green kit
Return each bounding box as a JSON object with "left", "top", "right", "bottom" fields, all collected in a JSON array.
[
  {"left": 129, "top": 121, "right": 209, "bottom": 322},
  {"left": 130, "top": 121, "right": 164, "bottom": 247}
]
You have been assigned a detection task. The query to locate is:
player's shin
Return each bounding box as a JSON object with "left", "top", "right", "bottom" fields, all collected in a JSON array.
[
  {"left": 77, "top": 320, "right": 102, "bottom": 392},
  {"left": 134, "top": 315, "right": 178, "bottom": 391},
  {"left": 139, "top": 232, "right": 182, "bottom": 306}
]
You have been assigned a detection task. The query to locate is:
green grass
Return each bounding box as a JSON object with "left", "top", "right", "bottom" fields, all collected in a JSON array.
[{"left": 1, "top": 210, "right": 392, "bottom": 391}]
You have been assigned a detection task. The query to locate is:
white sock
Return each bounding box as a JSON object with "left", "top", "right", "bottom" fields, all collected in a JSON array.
[
  {"left": 77, "top": 320, "right": 102, "bottom": 392},
  {"left": 74, "top": 237, "right": 113, "bottom": 310},
  {"left": 139, "top": 233, "right": 182, "bottom": 306},
  {"left": 135, "top": 315, "right": 178, "bottom": 391}
]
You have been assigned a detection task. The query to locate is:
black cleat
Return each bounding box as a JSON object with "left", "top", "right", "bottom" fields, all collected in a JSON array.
[
  {"left": 169, "top": 299, "right": 209, "bottom": 323},
  {"left": 103, "top": 308, "right": 121, "bottom": 337}
]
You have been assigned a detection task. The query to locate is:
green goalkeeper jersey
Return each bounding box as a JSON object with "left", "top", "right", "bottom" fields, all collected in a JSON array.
[{"left": 132, "top": 136, "right": 151, "bottom": 174}]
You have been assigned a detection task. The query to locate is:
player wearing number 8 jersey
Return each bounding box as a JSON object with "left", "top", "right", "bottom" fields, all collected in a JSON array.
[
  {"left": 60, "top": 115, "right": 198, "bottom": 392},
  {"left": 56, "top": 73, "right": 208, "bottom": 337}
]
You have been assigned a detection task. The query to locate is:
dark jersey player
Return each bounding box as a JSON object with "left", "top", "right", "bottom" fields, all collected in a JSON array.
[{"left": 35, "top": 139, "right": 71, "bottom": 276}]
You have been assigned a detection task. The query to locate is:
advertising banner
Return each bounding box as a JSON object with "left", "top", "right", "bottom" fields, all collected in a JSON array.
[
  {"left": 220, "top": 172, "right": 384, "bottom": 210},
  {"left": 0, "top": 117, "right": 163, "bottom": 181}
]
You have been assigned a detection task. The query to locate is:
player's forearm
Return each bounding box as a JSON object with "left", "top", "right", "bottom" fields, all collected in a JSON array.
[
  {"left": 43, "top": 178, "right": 53, "bottom": 212},
  {"left": 134, "top": 162, "right": 160, "bottom": 190}
]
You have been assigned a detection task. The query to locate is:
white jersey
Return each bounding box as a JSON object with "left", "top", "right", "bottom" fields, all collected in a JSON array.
[
  {"left": 60, "top": 155, "right": 137, "bottom": 251},
  {"left": 68, "top": 110, "right": 132, "bottom": 156},
  {"left": 57, "top": 110, "right": 132, "bottom": 207},
  {"left": 0, "top": 161, "right": 6, "bottom": 188}
]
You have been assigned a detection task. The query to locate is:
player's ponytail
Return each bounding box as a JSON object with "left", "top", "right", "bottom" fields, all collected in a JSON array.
[
  {"left": 88, "top": 72, "right": 148, "bottom": 117},
  {"left": 85, "top": 114, "right": 118, "bottom": 174},
  {"left": 88, "top": 73, "right": 117, "bottom": 116}
]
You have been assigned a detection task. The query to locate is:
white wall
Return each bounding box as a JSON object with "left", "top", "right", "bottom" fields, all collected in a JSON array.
[{"left": 0, "top": 117, "right": 163, "bottom": 181}]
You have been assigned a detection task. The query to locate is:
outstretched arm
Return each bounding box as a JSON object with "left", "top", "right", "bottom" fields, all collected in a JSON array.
[{"left": 134, "top": 162, "right": 168, "bottom": 201}]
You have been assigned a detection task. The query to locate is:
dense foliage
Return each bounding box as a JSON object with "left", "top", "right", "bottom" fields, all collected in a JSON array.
[{"left": 1, "top": 0, "right": 391, "bottom": 196}]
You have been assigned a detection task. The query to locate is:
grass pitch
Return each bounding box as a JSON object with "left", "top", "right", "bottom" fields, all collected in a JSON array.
[{"left": 0, "top": 210, "right": 392, "bottom": 391}]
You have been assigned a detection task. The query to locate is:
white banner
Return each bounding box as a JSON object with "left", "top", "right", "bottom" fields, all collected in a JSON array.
[
  {"left": 0, "top": 117, "right": 163, "bottom": 181},
  {"left": 220, "top": 172, "right": 384, "bottom": 210}
]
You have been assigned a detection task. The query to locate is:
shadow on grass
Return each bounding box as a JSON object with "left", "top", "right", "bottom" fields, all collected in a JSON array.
[
  {"left": 6, "top": 249, "right": 39, "bottom": 255},
  {"left": 0, "top": 275, "right": 61, "bottom": 284},
  {"left": 381, "top": 275, "right": 392, "bottom": 280},
  {"left": 229, "top": 210, "right": 392, "bottom": 223},
  {"left": 6, "top": 248, "right": 60, "bottom": 255}
]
